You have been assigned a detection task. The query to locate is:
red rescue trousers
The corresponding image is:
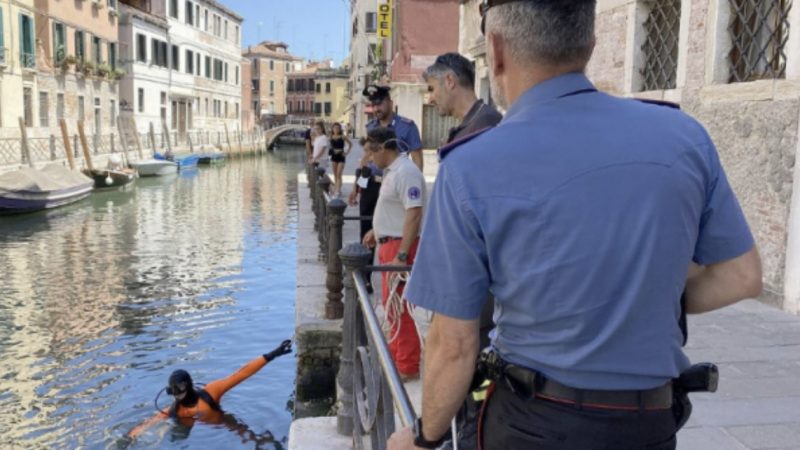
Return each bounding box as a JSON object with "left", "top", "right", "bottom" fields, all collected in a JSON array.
[{"left": 378, "top": 237, "right": 421, "bottom": 377}]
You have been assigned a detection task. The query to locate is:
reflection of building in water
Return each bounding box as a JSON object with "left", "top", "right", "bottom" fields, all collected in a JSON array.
[{"left": 240, "top": 156, "right": 292, "bottom": 232}]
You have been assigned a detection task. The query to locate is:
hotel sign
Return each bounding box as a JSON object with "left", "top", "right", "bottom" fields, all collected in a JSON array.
[{"left": 378, "top": 1, "right": 392, "bottom": 39}]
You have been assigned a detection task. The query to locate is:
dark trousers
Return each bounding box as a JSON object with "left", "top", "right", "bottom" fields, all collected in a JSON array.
[
  {"left": 359, "top": 181, "right": 380, "bottom": 239},
  {"left": 482, "top": 382, "right": 678, "bottom": 450}
]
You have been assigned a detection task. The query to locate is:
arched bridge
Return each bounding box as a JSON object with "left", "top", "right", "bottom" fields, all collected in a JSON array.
[{"left": 265, "top": 124, "right": 308, "bottom": 149}]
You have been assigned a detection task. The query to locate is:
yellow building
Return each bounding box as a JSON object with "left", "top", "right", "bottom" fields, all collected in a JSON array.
[{"left": 313, "top": 67, "right": 349, "bottom": 124}]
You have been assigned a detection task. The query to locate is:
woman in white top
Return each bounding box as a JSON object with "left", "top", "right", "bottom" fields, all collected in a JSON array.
[{"left": 310, "top": 122, "right": 330, "bottom": 170}]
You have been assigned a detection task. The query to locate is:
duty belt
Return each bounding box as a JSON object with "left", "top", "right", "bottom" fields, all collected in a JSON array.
[
  {"left": 503, "top": 364, "right": 673, "bottom": 411},
  {"left": 378, "top": 236, "right": 402, "bottom": 244}
]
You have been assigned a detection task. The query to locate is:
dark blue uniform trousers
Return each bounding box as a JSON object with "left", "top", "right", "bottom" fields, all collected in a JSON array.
[{"left": 482, "top": 381, "right": 678, "bottom": 450}]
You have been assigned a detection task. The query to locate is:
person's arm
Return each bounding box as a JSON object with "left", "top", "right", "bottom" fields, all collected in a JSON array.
[
  {"left": 685, "top": 246, "right": 761, "bottom": 313},
  {"left": 409, "top": 150, "right": 423, "bottom": 172},
  {"left": 344, "top": 136, "right": 352, "bottom": 155},
  {"left": 391, "top": 207, "right": 421, "bottom": 264},
  {"left": 128, "top": 408, "right": 170, "bottom": 439},
  {"left": 205, "top": 340, "right": 292, "bottom": 402}
]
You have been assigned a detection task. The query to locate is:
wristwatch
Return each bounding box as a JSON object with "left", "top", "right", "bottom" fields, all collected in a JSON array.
[
  {"left": 413, "top": 417, "right": 447, "bottom": 449},
  {"left": 397, "top": 252, "right": 408, "bottom": 263}
]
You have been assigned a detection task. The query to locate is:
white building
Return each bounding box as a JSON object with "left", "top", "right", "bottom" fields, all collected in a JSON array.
[
  {"left": 118, "top": 0, "right": 242, "bottom": 136},
  {"left": 348, "top": 0, "right": 379, "bottom": 135},
  {"left": 118, "top": 1, "right": 171, "bottom": 134}
]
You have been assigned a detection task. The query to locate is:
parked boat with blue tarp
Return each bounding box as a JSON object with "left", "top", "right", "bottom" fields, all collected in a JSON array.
[
  {"left": 154, "top": 152, "right": 200, "bottom": 171},
  {"left": 198, "top": 152, "right": 226, "bottom": 165}
]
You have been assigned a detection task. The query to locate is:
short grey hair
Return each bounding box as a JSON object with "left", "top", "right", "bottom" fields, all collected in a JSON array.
[
  {"left": 485, "top": 1, "right": 596, "bottom": 67},
  {"left": 422, "top": 53, "right": 476, "bottom": 89}
]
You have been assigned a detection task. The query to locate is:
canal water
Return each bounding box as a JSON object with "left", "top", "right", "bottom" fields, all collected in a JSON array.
[{"left": 0, "top": 148, "right": 305, "bottom": 449}]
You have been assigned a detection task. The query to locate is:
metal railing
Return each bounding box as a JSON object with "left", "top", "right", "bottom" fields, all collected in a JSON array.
[
  {"left": 728, "top": 0, "right": 792, "bottom": 82},
  {"left": 1, "top": 132, "right": 134, "bottom": 167},
  {"left": 640, "top": 0, "right": 681, "bottom": 91},
  {"left": 20, "top": 52, "right": 35, "bottom": 69},
  {"left": 306, "top": 162, "right": 430, "bottom": 449},
  {"left": 338, "top": 248, "right": 417, "bottom": 449}
]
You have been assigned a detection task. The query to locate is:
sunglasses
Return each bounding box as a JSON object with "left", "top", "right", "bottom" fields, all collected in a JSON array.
[{"left": 480, "top": 0, "right": 527, "bottom": 35}]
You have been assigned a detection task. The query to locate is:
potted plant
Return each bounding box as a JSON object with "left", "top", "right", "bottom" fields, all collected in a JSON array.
[
  {"left": 60, "top": 54, "right": 77, "bottom": 73},
  {"left": 81, "top": 60, "right": 96, "bottom": 77},
  {"left": 111, "top": 68, "right": 126, "bottom": 81},
  {"left": 95, "top": 63, "right": 111, "bottom": 78}
]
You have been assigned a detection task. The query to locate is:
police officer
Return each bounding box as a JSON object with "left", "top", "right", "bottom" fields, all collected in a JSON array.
[
  {"left": 365, "top": 85, "right": 424, "bottom": 171},
  {"left": 423, "top": 52, "right": 503, "bottom": 450},
  {"left": 388, "top": 1, "right": 762, "bottom": 450}
]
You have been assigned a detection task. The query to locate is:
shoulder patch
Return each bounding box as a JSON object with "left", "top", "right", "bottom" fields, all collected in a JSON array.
[
  {"left": 634, "top": 98, "right": 681, "bottom": 110},
  {"left": 438, "top": 127, "right": 493, "bottom": 161}
]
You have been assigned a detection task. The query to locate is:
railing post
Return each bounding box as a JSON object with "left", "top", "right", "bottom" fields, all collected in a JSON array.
[
  {"left": 326, "top": 198, "right": 347, "bottom": 320},
  {"left": 337, "top": 243, "right": 373, "bottom": 436},
  {"left": 317, "top": 173, "right": 331, "bottom": 261}
]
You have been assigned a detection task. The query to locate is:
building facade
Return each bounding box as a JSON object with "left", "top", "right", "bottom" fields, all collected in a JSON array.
[
  {"left": 32, "top": 0, "right": 120, "bottom": 138},
  {"left": 240, "top": 55, "right": 254, "bottom": 131},
  {"left": 348, "top": 0, "right": 380, "bottom": 134},
  {"left": 243, "top": 41, "right": 301, "bottom": 127},
  {"left": 286, "top": 66, "right": 316, "bottom": 124},
  {"left": 118, "top": 0, "right": 170, "bottom": 134},
  {"left": 0, "top": 0, "right": 39, "bottom": 136},
  {"left": 458, "top": 0, "right": 492, "bottom": 105},
  {"left": 313, "top": 67, "right": 349, "bottom": 124}
]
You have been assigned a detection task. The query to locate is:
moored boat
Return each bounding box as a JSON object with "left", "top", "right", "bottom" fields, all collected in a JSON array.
[
  {"left": 154, "top": 152, "right": 200, "bottom": 171},
  {"left": 131, "top": 159, "right": 179, "bottom": 177},
  {"left": 0, "top": 165, "right": 94, "bottom": 214},
  {"left": 198, "top": 152, "right": 226, "bottom": 165}
]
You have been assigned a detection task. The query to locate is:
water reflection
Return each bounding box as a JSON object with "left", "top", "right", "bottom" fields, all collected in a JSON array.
[{"left": 0, "top": 150, "right": 304, "bottom": 449}]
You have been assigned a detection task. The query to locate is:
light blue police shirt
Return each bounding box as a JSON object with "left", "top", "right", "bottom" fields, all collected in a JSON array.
[
  {"left": 405, "top": 72, "right": 755, "bottom": 390},
  {"left": 366, "top": 115, "right": 423, "bottom": 177}
]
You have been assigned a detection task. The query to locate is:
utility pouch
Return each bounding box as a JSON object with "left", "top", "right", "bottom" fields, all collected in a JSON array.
[{"left": 672, "top": 362, "right": 718, "bottom": 430}]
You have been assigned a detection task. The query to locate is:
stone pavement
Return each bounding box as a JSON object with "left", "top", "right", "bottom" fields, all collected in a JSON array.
[
  {"left": 679, "top": 300, "right": 800, "bottom": 449},
  {"left": 289, "top": 146, "right": 800, "bottom": 449}
]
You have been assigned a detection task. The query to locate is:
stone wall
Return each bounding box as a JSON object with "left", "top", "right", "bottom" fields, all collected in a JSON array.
[{"left": 587, "top": 0, "right": 800, "bottom": 312}]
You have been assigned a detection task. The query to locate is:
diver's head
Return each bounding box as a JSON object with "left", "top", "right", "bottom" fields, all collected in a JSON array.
[{"left": 167, "top": 370, "right": 194, "bottom": 402}]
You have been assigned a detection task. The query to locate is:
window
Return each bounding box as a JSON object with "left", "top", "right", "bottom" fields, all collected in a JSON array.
[
  {"left": 368, "top": 43, "right": 378, "bottom": 65},
  {"left": 326, "top": 82, "right": 331, "bottom": 93},
  {"left": 205, "top": 56, "right": 211, "bottom": 78},
  {"left": 270, "top": 80, "right": 274, "bottom": 94},
  {"left": 160, "top": 91, "right": 167, "bottom": 121},
  {"left": 639, "top": 0, "right": 681, "bottom": 91},
  {"left": 235, "top": 102, "right": 239, "bottom": 119},
  {"left": 235, "top": 25, "right": 240, "bottom": 45},
  {"left": 138, "top": 88, "right": 144, "bottom": 113},
  {"left": 53, "top": 22, "right": 66, "bottom": 65},
  {"left": 316, "top": 83, "right": 321, "bottom": 93},
  {"left": 213, "top": 58, "right": 223, "bottom": 81},
  {"left": 0, "top": 8, "right": 5, "bottom": 66},
  {"left": 252, "top": 79, "right": 259, "bottom": 91},
  {"left": 186, "top": 49, "right": 194, "bottom": 74},
  {"left": 224, "top": 101, "right": 228, "bottom": 118},
  {"left": 286, "top": 62, "right": 290, "bottom": 72},
  {"left": 269, "top": 59, "right": 274, "bottom": 71},
  {"left": 39, "top": 92, "right": 49, "bottom": 127},
  {"left": 314, "top": 102, "right": 321, "bottom": 115},
  {"left": 92, "top": 36, "right": 102, "bottom": 64},
  {"left": 195, "top": 5, "right": 200, "bottom": 27},
  {"left": 185, "top": 1, "right": 193, "bottom": 24},
  {"left": 57, "top": 93, "right": 65, "bottom": 120},
  {"left": 204, "top": 9, "right": 209, "bottom": 31},
  {"left": 109, "top": 42, "right": 117, "bottom": 71},
  {"left": 94, "top": 98, "right": 101, "bottom": 133},
  {"left": 171, "top": 44, "right": 179, "bottom": 71},
  {"left": 288, "top": 79, "right": 294, "bottom": 92},
  {"left": 151, "top": 39, "right": 168, "bottom": 67},
  {"left": 728, "top": 0, "right": 792, "bottom": 82},
  {"left": 224, "top": 19, "right": 228, "bottom": 40},
  {"left": 170, "top": 0, "right": 178, "bottom": 19},
  {"left": 136, "top": 33, "right": 146, "bottom": 62},
  {"left": 224, "top": 62, "right": 228, "bottom": 82},
  {"left": 205, "top": 98, "right": 209, "bottom": 116},
  {"left": 215, "top": 15, "right": 221, "bottom": 36},
  {"left": 110, "top": 99, "right": 115, "bottom": 127},
  {"left": 108, "top": 0, "right": 117, "bottom": 10},
  {"left": 78, "top": 95, "right": 85, "bottom": 121},
  {"left": 19, "top": 13, "right": 35, "bottom": 69},
  {"left": 365, "top": 12, "right": 377, "bottom": 32},
  {"left": 235, "top": 66, "right": 239, "bottom": 85},
  {"left": 324, "top": 102, "right": 331, "bottom": 116},
  {"left": 23, "top": 88, "right": 33, "bottom": 127}
]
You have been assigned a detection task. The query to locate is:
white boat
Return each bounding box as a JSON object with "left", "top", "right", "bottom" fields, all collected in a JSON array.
[{"left": 131, "top": 159, "right": 178, "bottom": 177}]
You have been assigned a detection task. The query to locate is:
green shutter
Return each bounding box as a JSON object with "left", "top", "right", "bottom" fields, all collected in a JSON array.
[
  {"left": 19, "top": 13, "right": 34, "bottom": 68},
  {"left": 0, "top": 8, "right": 5, "bottom": 60}
]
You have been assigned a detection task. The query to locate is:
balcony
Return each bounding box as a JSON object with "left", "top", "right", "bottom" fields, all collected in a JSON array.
[{"left": 21, "top": 52, "right": 36, "bottom": 70}]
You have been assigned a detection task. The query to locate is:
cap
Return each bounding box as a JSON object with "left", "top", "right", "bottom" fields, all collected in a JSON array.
[{"left": 362, "top": 84, "right": 391, "bottom": 104}]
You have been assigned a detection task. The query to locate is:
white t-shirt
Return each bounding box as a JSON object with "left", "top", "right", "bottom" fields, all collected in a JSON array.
[
  {"left": 373, "top": 155, "right": 425, "bottom": 238},
  {"left": 313, "top": 135, "right": 330, "bottom": 169}
]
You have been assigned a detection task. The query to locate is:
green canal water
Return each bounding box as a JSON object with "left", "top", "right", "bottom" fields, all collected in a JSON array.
[{"left": 0, "top": 148, "right": 305, "bottom": 449}]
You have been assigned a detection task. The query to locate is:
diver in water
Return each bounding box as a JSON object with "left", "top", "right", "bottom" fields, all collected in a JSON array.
[{"left": 127, "top": 339, "right": 293, "bottom": 440}]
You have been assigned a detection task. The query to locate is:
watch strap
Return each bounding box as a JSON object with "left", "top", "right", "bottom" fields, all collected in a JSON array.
[{"left": 414, "top": 417, "right": 446, "bottom": 449}]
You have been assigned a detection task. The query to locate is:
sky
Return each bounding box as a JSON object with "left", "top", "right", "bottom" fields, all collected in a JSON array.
[{"left": 223, "top": 0, "right": 352, "bottom": 65}]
